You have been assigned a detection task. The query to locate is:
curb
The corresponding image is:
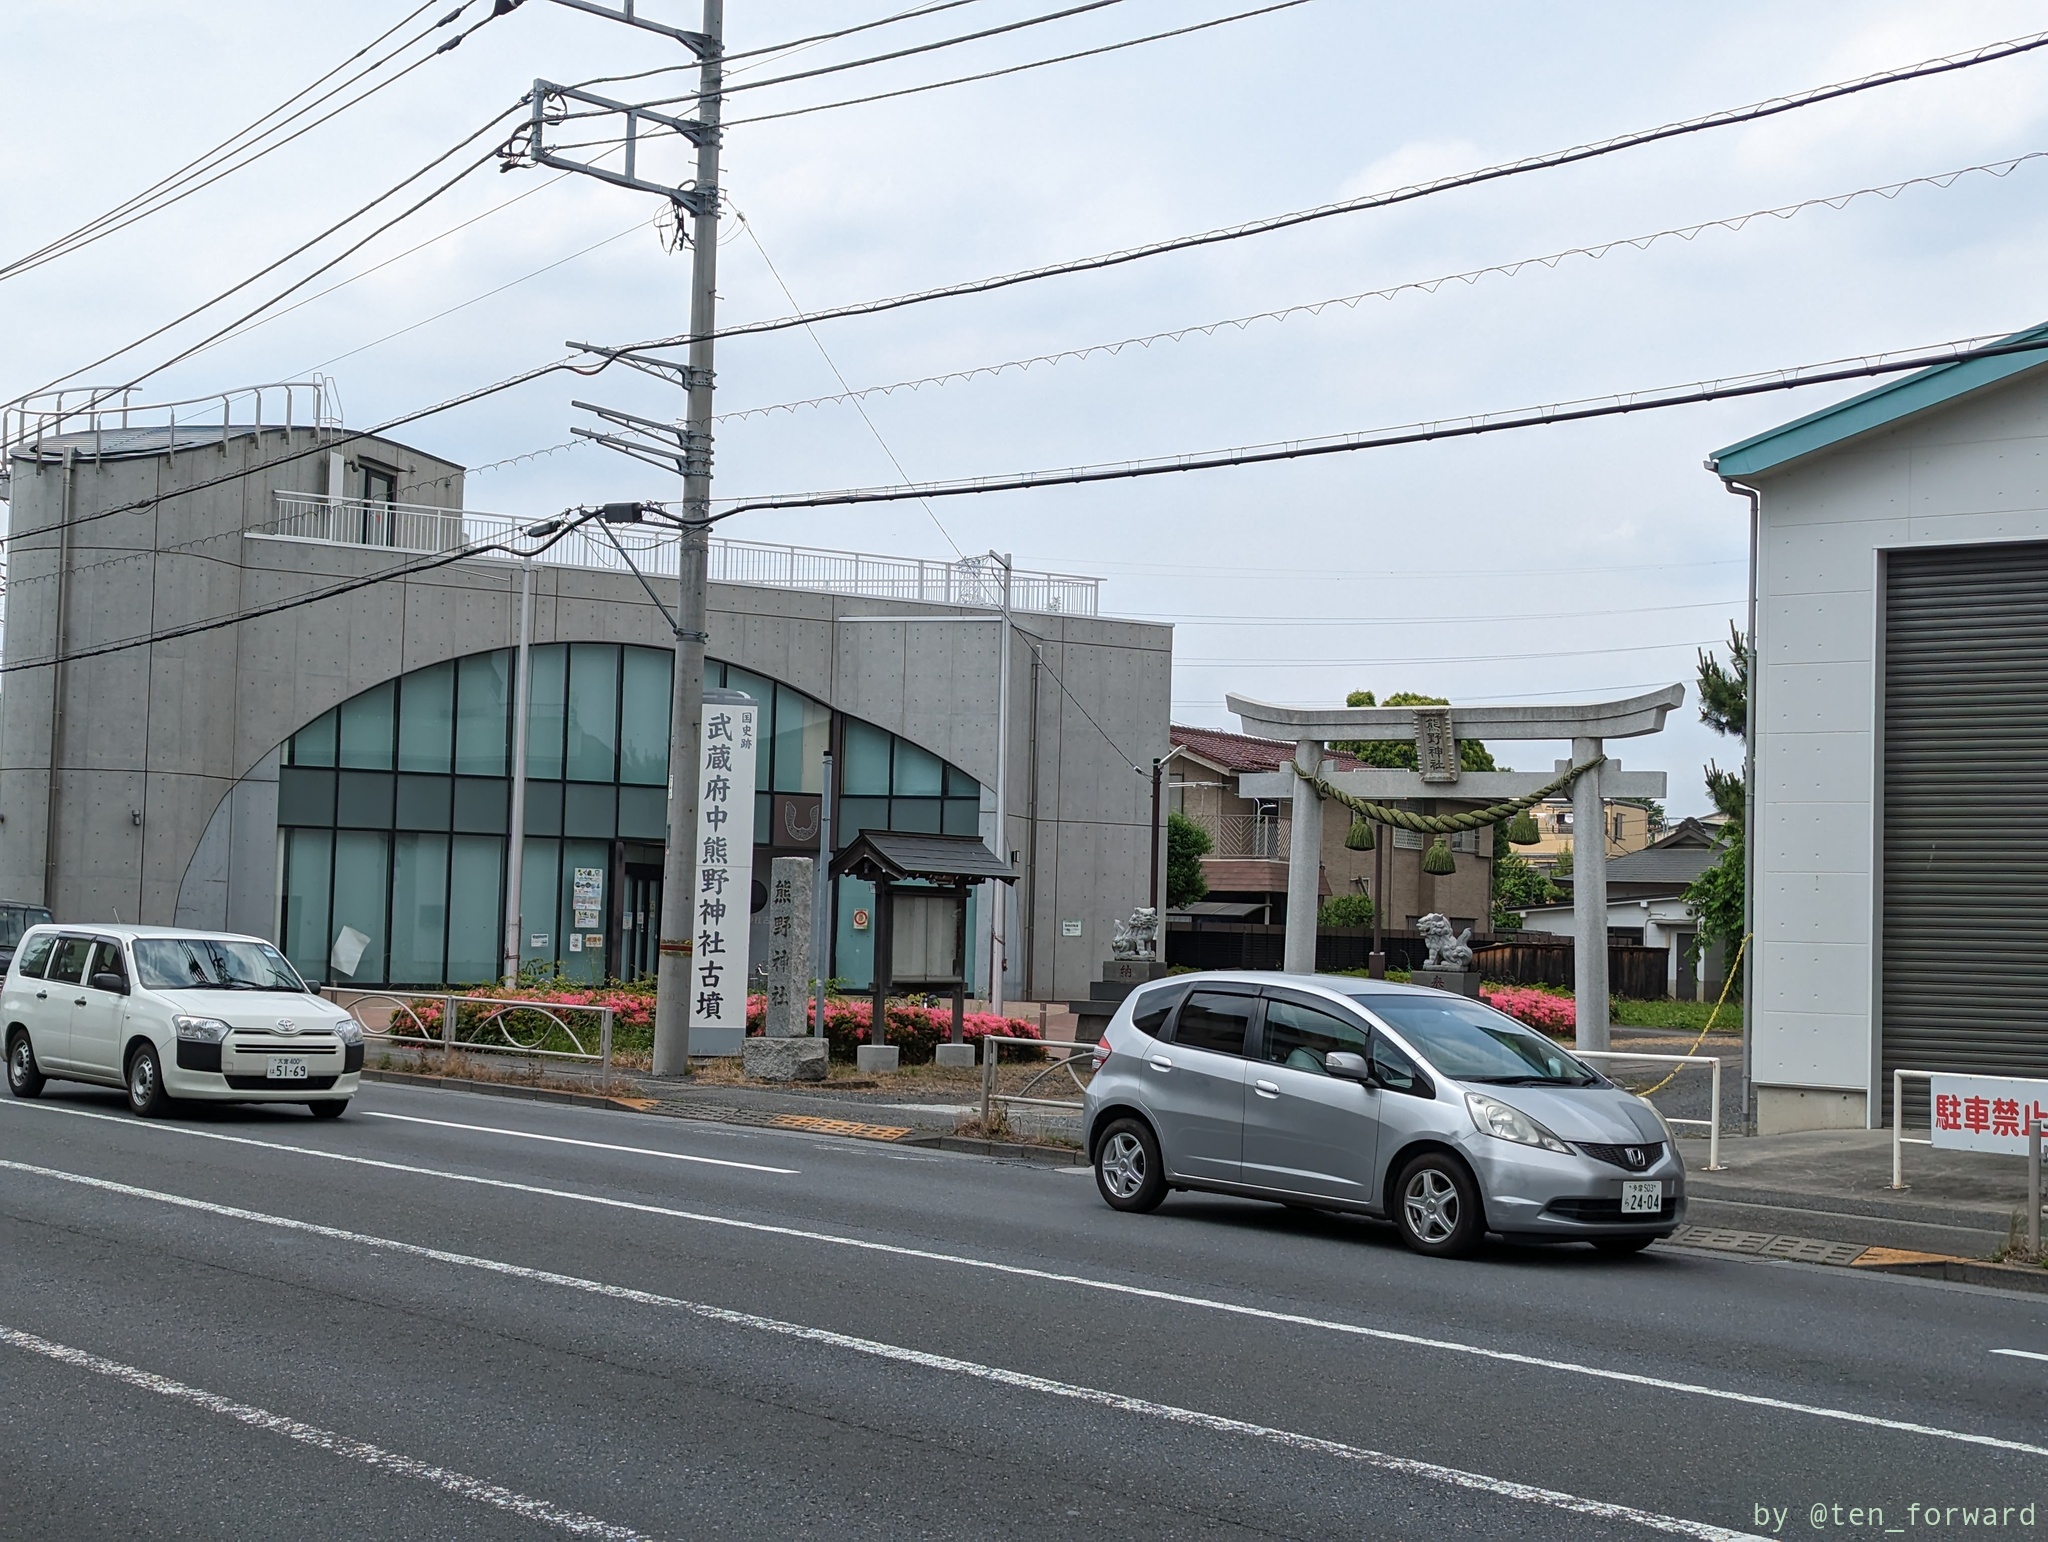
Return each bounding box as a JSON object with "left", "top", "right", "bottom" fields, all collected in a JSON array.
[
  {"left": 906, "top": 1134, "right": 1085, "bottom": 1166},
  {"left": 363, "top": 1068, "right": 642, "bottom": 1113},
  {"left": 1666, "top": 1224, "right": 2048, "bottom": 1294}
]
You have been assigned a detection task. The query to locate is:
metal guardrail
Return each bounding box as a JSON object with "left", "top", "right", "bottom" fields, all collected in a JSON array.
[
  {"left": 1575, "top": 1050, "right": 1724, "bottom": 1171},
  {"left": 333, "top": 989, "right": 615, "bottom": 1077},
  {"left": 6, "top": 380, "right": 339, "bottom": 463},
  {"left": 980, "top": 1035, "right": 1094, "bottom": 1129},
  {"left": 264, "top": 493, "right": 1101, "bottom": 616}
]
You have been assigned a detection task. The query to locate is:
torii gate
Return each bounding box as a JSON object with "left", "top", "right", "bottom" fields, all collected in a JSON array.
[{"left": 1228, "top": 685, "right": 1684, "bottom": 1052}]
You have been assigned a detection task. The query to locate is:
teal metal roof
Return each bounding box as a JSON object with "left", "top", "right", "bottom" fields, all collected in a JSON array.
[{"left": 1709, "top": 321, "right": 2048, "bottom": 479}]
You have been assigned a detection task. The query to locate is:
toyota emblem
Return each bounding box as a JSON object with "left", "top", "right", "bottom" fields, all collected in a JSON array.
[{"left": 274, "top": 1019, "right": 301, "bottom": 1036}]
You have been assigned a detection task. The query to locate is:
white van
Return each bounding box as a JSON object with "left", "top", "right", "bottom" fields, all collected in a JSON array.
[{"left": 3, "top": 925, "right": 363, "bottom": 1118}]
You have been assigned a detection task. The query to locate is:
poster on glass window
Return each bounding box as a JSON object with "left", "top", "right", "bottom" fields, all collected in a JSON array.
[{"left": 686, "top": 690, "right": 759, "bottom": 1055}]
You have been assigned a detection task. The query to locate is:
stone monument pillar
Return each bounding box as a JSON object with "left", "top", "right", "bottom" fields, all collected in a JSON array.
[{"left": 743, "top": 857, "right": 830, "bottom": 1081}]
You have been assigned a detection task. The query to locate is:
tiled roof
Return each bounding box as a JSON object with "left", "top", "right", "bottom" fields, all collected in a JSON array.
[{"left": 1171, "top": 724, "right": 1361, "bottom": 774}]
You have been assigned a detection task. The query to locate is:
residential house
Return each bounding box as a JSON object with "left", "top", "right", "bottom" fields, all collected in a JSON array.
[
  {"left": 1516, "top": 795, "right": 1661, "bottom": 875},
  {"left": 1516, "top": 818, "right": 1726, "bottom": 999}
]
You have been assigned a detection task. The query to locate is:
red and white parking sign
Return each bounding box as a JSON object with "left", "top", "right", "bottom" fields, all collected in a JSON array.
[{"left": 1928, "top": 1073, "right": 2048, "bottom": 1154}]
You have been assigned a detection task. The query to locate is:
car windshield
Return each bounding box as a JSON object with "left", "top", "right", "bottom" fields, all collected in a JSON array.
[
  {"left": 0, "top": 904, "right": 53, "bottom": 948},
  {"left": 132, "top": 937, "right": 308, "bottom": 993},
  {"left": 1351, "top": 994, "right": 1599, "bottom": 1086}
]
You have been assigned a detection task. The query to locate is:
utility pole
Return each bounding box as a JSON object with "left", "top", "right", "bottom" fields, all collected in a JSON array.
[
  {"left": 517, "top": 0, "right": 725, "bottom": 1076},
  {"left": 988, "top": 551, "right": 1012, "bottom": 1016},
  {"left": 651, "top": 0, "right": 723, "bottom": 1076}
]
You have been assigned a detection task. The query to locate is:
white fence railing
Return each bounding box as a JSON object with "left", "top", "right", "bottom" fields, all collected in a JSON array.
[
  {"left": 6, "top": 380, "right": 340, "bottom": 463},
  {"left": 332, "top": 988, "right": 616, "bottom": 1077},
  {"left": 265, "top": 494, "right": 1101, "bottom": 616}
]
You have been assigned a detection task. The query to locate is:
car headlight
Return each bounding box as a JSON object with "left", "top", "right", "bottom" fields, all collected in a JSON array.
[
  {"left": 333, "top": 1017, "right": 364, "bottom": 1045},
  {"left": 174, "top": 1015, "right": 231, "bottom": 1043},
  {"left": 1465, "top": 1091, "right": 1573, "bottom": 1154}
]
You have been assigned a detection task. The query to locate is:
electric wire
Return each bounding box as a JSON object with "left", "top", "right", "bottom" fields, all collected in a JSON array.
[
  {"left": 1177, "top": 640, "right": 1721, "bottom": 666},
  {"left": 20, "top": 107, "right": 525, "bottom": 407},
  {"left": 1016, "top": 626, "right": 1143, "bottom": 772},
  {"left": 710, "top": 150, "right": 2048, "bottom": 424},
  {"left": 1, "top": 4, "right": 489, "bottom": 283},
  {"left": 731, "top": 208, "right": 963, "bottom": 558},
  {"left": 1126, "top": 599, "right": 1746, "bottom": 626},
  {"left": 0, "top": 512, "right": 598, "bottom": 678},
  {"left": 725, "top": 0, "right": 1312, "bottom": 127},
  {"left": 612, "top": 26, "right": 2048, "bottom": 353},
  {"left": 695, "top": 330, "right": 2048, "bottom": 520},
  {"left": 571, "top": 0, "right": 990, "bottom": 88}
]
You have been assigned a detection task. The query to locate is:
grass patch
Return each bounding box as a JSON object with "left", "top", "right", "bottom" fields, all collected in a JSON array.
[{"left": 1611, "top": 997, "right": 1742, "bottom": 1033}]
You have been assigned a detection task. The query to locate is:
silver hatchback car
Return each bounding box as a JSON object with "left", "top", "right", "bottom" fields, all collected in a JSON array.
[{"left": 1082, "top": 972, "right": 1684, "bottom": 1257}]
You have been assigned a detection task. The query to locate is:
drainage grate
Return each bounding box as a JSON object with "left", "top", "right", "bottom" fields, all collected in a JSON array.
[{"left": 1668, "top": 1225, "right": 1867, "bottom": 1266}]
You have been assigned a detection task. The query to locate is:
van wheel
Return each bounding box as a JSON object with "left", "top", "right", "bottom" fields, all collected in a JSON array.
[
  {"left": 1094, "top": 1118, "right": 1166, "bottom": 1213},
  {"left": 126, "top": 1043, "right": 169, "bottom": 1118},
  {"left": 6, "top": 1031, "right": 45, "bottom": 1098},
  {"left": 1393, "top": 1152, "right": 1482, "bottom": 1258},
  {"left": 309, "top": 1100, "right": 348, "bottom": 1119}
]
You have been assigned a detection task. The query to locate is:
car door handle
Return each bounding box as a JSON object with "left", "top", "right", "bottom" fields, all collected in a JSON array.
[
  {"left": 34, "top": 990, "right": 46, "bottom": 1000},
  {"left": 73, "top": 997, "right": 87, "bottom": 1007},
  {"left": 1254, "top": 1078, "right": 1280, "bottom": 1098},
  {"left": 1148, "top": 1054, "right": 1172, "bottom": 1072}
]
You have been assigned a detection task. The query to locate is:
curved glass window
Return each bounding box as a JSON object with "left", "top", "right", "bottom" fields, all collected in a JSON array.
[{"left": 276, "top": 647, "right": 981, "bottom": 991}]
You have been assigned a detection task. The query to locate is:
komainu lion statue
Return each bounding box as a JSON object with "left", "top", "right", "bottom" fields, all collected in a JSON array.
[
  {"left": 1417, "top": 912, "right": 1474, "bottom": 971},
  {"left": 1112, "top": 906, "right": 1160, "bottom": 960}
]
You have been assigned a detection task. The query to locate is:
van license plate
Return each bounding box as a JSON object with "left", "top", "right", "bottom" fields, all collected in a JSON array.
[
  {"left": 266, "top": 1056, "right": 309, "bottom": 1081},
  {"left": 1620, "top": 1180, "right": 1662, "bottom": 1214}
]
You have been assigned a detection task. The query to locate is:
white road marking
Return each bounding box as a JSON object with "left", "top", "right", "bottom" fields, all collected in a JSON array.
[
  {"left": 358, "top": 1109, "right": 798, "bottom": 1174},
  {"left": 0, "top": 1324, "right": 650, "bottom": 1540},
  {"left": 1992, "top": 1349, "right": 2048, "bottom": 1363},
  {"left": 0, "top": 1179, "right": 1754, "bottom": 1540},
  {"left": 4, "top": 1102, "right": 2042, "bottom": 1462}
]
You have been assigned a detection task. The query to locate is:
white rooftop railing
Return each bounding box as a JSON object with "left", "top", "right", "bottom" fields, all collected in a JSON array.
[
  {"left": 5, "top": 380, "right": 341, "bottom": 464},
  {"left": 263, "top": 493, "right": 1101, "bottom": 616}
]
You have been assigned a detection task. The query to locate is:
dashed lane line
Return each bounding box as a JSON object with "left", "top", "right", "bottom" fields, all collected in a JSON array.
[
  {"left": 0, "top": 1175, "right": 1757, "bottom": 1541},
  {"left": 357, "top": 1110, "right": 798, "bottom": 1173},
  {"left": 0, "top": 1325, "right": 651, "bottom": 1540}
]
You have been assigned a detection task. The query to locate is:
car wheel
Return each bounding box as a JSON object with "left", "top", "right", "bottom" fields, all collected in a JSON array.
[
  {"left": 308, "top": 1099, "right": 348, "bottom": 1120},
  {"left": 1394, "top": 1152, "right": 1483, "bottom": 1258},
  {"left": 1094, "top": 1118, "right": 1167, "bottom": 1213},
  {"left": 1592, "top": 1235, "right": 1656, "bottom": 1256},
  {"left": 126, "top": 1042, "right": 169, "bottom": 1118},
  {"left": 6, "top": 1031, "right": 45, "bottom": 1099}
]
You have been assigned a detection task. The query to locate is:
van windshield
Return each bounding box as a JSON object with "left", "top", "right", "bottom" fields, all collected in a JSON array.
[
  {"left": 133, "top": 938, "right": 308, "bottom": 994},
  {"left": 0, "top": 904, "right": 53, "bottom": 947},
  {"left": 1351, "top": 994, "right": 1599, "bottom": 1086}
]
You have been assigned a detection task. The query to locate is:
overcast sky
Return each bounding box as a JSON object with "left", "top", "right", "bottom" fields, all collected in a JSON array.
[{"left": 8, "top": 0, "right": 2048, "bottom": 813}]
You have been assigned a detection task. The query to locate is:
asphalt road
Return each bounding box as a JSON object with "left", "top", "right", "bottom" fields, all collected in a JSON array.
[{"left": 2, "top": 1081, "right": 2046, "bottom": 1541}]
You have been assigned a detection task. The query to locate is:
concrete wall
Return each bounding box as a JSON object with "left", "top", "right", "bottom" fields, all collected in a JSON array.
[
  {"left": 1744, "top": 366, "right": 2048, "bottom": 1131},
  {"left": 0, "top": 431, "right": 1169, "bottom": 1002}
]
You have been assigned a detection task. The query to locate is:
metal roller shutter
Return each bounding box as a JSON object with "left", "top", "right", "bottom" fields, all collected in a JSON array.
[{"left": 1881, "top": 540, "right": 2048, "bottom": 1117}]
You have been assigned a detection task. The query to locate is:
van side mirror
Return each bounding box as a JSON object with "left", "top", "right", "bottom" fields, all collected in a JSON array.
[
  {"left": 91, "top": 971, "right": 128, "bottom": 996},
  {"left": 1324, "top": 1050, "right": 1372, "bottom": 1083}
]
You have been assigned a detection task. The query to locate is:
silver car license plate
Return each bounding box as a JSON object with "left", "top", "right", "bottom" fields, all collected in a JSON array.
[
  {"left": 266, "top": 1056, "right": 309, "bottom": 1081},
  {"left": 1620, "top": 1180, "right": 1663, "bottom": 1214}
]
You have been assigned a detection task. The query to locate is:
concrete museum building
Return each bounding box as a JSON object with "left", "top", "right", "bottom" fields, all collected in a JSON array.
[
  {"left": 1709, "top": 325, "right": 2048, "bottom": 1132},
  {"left": 0, "top": 386, "right": 1170, "bottom": 1004}
]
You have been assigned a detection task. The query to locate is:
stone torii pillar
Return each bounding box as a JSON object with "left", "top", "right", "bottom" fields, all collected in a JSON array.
[{"left": 1228, "top": 687, "right": 1683, "bottom": 1053}]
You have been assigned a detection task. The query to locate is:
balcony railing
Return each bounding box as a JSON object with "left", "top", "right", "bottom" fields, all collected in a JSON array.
[
  {"left": 262, "top": 494, "right": 1101, "bottom": 617},
  {"left": 1188, "top": 812, "right": 1288, "bottom": 859}
]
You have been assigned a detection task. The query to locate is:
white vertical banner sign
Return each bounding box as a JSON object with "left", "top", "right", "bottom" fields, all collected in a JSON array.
[{"left": 687, "top": 689, "right": 759, "bottom": 1056}]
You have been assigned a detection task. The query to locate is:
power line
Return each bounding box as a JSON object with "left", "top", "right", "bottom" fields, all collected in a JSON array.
[
  {"left": 696, "top": 331, "right": 2048, "bottom": 519},
  {"left": 1, "top": 4, "right": 493, "bottom": 284},
  {"left": 613, "top": 26, "right": 2048, "bottom": 353},
  {"left": 725, "top": 0, "right": 1312, "bottom": 127},
  {"left": 1016, "top": 627, "right": 1143, "bottom": 773},
  {"left": 711, "top": 150, "right": 2048, "bottom": 424},
  {"left": 1125, "top": 599, "right": 1746, "bottom": 627},
  {"left": 20, "top": 107, "right": 523, "bottom": 407},
  {"left": 1177, "top": 640, "right": 1723, "bottom": 667},
  {"left": 731, "top": 208, "right": 963, "bottom": 559},
  {"left": 572, "top": 0, "right": 991, "bottom": 87},
  {"left": 0, "top": 512, "right": 597, "bottom": 678}
]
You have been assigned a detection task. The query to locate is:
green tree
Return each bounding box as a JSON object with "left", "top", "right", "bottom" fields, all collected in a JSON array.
[
  {"left": 1166, "top": 810, "right": 1212, "bottom": 909},
  {"left": 1334, "top": 690, "right": 1498, "bottom": 772},
  {"left": 1550, "top": 842, "right": 1573, "bottom": 878},
  {"left": 1683, "top": 625, "right": 1749, "bottom": 975},
  {"left": 1317, "top": 892, "right": 1376, "bottom": 928},
  {"left": 1490, "top": 849, "right": 1561, "bottom": 931}
]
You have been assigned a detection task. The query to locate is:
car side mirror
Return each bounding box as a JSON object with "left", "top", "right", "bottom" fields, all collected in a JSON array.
[
  {"left": 1324, "top": 1050, "right": 1373, "bottom": 1083},
  {"left": 91, "top": 972, "right": 128, "bottom": 996}
]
